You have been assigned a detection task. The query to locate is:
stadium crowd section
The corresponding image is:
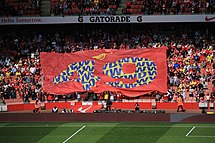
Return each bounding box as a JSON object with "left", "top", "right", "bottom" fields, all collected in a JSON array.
[
  {"left": 0, "top": 24, "right": 214, "bottom": 105},
  {"left": 0, "top": 0, "right": 40, "bottom": 17},
  {"left": 123, "top": 0, "right": 215, "bottom": 15},
  {"left": 51, "top": 0, "right": 120, "bottom": 16},
  {"left": 0, "top": 0, "right": 215, "bottom": 16}
]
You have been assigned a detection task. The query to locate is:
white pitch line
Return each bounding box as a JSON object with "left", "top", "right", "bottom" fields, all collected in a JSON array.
[
  {"left": 188, "top": 136, "right": 215, "bottom": 138},
  {"left": 186, "top": 126, "right": 196, "bottom": 137},
  {"left": 62, "top": 125, "right": 85, "bottom": 143}
]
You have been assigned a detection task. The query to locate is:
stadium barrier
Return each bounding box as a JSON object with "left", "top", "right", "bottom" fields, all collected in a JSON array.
[
  {"left": 0, "top": 104, "right": 7, "bottom": 112},
  {"left": 199, "top": 102, "right": 214, "bottom": 110},
  {"left": 6, "top": 101, "right": 211, "bottom": 112},
  {"left": 199, "top": 102, "right": 208, "bottom": 109},
  {"left": 93, "top": 109, "right": 165, "bottom": 114},
  {"left": 210, "top": 102, "right": 214, "bottom": 109}
]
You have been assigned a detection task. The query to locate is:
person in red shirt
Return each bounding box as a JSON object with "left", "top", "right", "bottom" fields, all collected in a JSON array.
[
  {"left": 47, "top": 94, "right": 53, "bottom": 102},
  {"left": 126, "top": 1, "right": 132, "bottom": 8}
]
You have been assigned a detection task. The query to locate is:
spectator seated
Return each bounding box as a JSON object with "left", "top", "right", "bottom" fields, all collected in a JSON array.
[
  {"left": 50, "top": 0, "right": 120, "bottom": 16},
  {"left": 123, "top": 0, "right": 215, "bottom": 15},
  {"left": 1, "top": 0, "right": 40, "bottom": 17},
  {"left": 0, "top": 24, "right": 214, "bottom": 104}
]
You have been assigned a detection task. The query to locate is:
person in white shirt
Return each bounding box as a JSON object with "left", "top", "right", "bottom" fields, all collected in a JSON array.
[
  {"left": 52, "top": 106, "right": 58, "bottom": 113},
  {"left": 181, "top": 87, "right": 186, "bottom": 100},
  {"left": 61, "top": 108, "right": 67, "bottom": 113},
  {"left": 202, "top": 81, "right": 208, "bottom": 89},
  {"left": 30, "top": 66, "right": 36, "bottom": 74},
  {"left": 68, "top": 108, "right": 74, "bottom": 113}
]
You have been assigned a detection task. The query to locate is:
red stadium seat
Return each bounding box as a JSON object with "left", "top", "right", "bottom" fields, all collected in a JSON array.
[
  {"left": 130, "top": 8, "right": 134, "bottom": 13},
  {"left": 112, "top": 5, "right": 117, "bottom": 10},
  {"left": 133, "top": 9, "right": 138, "bottom": 13},
  {"left": 131, "top": 5, "right": 135, "bottom": 9},
  {"left": 134, "top": 5, "right": 139, "bottom": 9},
  {"left": 136, "top": 1, "right": 141, "bottom": 5}
]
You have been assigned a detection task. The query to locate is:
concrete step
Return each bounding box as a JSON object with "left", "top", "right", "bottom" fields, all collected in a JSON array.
[
  {"left": 41, "top": 11, "right": 50, "bottom": 14},
  {"left": 41, "top": 1, "right": 50, "bottom": 4},
  {"left": 121, "top": 0, "right": 127, "bottom": 3},
  {"left": 41, "top": 6, "right": 50, "bottom": 10},
  {"left": 41, "top": 4, "right": 51, "bottom": 7},
  {"left": 119, "top": 4, "right": 126, "bottom": 8},
  {"left": 40, "top": 0, "right": 51, "bottom": 16},
  {"left": 41, "top": 10, "right": 50, "bottom": 13},
  {"left": 116, "top": 8, "right": 123, "bottom": 15},
  {"left": 41, "top": 2, "right": 50, "bottom": 5},
  {"left": 40, "top": 11, "right": 50, "bottom": 16},
  {"left": 41, "top": 13, "right": 50, "bottom": 16}
]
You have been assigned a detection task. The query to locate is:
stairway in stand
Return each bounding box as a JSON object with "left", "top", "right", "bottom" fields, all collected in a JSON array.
[
  {"left": 115, "top": 0, "right": 127, "bottom": 15},
  {"left": 40, "top": 0, "right": 50, "bottom": 16}
]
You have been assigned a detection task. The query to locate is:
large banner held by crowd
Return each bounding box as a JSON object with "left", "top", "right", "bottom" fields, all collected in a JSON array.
[{"left": 40, "top": 48, "right": 167, "bottom": 97}]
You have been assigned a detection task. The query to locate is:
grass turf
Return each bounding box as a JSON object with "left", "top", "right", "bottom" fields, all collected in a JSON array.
[{"left": 0, "top": 122, "right": 215, "bottom": 143}]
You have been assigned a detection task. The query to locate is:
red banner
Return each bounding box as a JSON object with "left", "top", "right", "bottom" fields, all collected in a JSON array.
[{"left": 40, "top": 48, "right": 167, "bottom": 97}]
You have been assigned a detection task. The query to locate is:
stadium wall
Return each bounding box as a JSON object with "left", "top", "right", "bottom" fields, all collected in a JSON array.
[
  {"left": 0, "top": 113, "right": 215, "bottom": 123},
  {"left": 7, "top": 102, "right": 207, "bottom": 111}
]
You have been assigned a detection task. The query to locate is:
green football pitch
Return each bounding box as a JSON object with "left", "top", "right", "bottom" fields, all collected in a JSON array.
[{"left": 0, "top": 122, "right": 215, "bottom": 143}]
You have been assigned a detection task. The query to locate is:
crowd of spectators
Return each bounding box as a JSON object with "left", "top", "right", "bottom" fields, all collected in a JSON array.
[
  {"left": 51, "top": 0, "right": 120, "bottom": 16},
  {"left": 1, "top": 0, "right": 215, "bottom": 16},
  {"left": 0, "top": 24, "right": 214, "bottom": 104},
  {"left": 123, "top": 0, "right": 215, "bottom": 15},
  {"left": 51, "top": 0, "right": 215, "bottom": 16},
  {"left": 50, "top": 0, "right": 215, "bottom": 16},
  {"left": 0, "top": 0, "right": 40, "bottom": 17}
]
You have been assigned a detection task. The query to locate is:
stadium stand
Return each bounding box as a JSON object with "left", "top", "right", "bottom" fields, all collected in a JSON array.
[
  {"left": 0, "top": 23, "right": 214, "bottom": 105},
  {"left": 123, "top": 0, "right": 215, "bottom": 15},
  {"left": 1, "top": 0, "right": 40, "bottom": 16},
  {"left": 50, "top": 0, "right": 120, "bottom": 16},
  {"left": 1, "top": 0, "right": 214, "bottom": 16}
]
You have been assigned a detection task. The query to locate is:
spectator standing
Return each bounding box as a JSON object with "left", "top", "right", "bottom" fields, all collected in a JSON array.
[
  {"left": 104, "top": 91, "right": 109, "bottom": 101},
  {"left": 177, "top": 95, "right": 186, "bottom": 112},
  {"left": 76, "top": 92, "right": 81, "bottom": 101},
  {"left": 52, "top": 106, "right": 58, "bottom": 113},
  {"left": 68, "top": 108, "right": 74, "bottom": 113},
  {"left": 101, "top": 100, "right": 107, "bottom": 110},
  {"left": 33, "top": 99, "right": 40, "bottom": 113},
  {"left": 61, "top": 108, "right": 67, "bottom": 113},
  {"left": 135, "top": 102, "right": 140, "bottom": 111},
  {"left": 0, "top": 93, "right": 6, "bottom": 104},
  {"left": 106, "top": 100, "right": 112, "bottom": 111}
]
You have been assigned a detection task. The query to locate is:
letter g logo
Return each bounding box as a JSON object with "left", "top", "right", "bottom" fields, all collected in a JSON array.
[
  {"left": 137, "top": 16, "right": 142, "bottom": 22},
  {"left": 78, "top": 16, "right": 83, "bottom": 23}
]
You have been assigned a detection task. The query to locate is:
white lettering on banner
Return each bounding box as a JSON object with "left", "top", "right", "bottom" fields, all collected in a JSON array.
[
  {"left": 82, "top": 102, "right": 93, "bottom": 105},
  {"left": 0, "top": 15, "right": 215, "bottom": 25}
]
